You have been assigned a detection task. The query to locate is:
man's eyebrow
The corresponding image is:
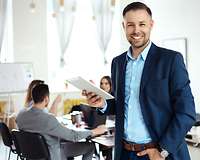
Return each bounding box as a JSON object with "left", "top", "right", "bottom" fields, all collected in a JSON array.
[{"left": 126, "top": 22, "right": 135, "bottom": 24}]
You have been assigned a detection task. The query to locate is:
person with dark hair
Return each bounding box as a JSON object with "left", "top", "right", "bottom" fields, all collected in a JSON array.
[
  {"left": 31, "top": 83, "right": 49, "bottom": 103},
  {"left": 84, "top": 2, "right": 196, "bottom": 160},
  {"left": 100, "top": 76, "right": 112, "bottom": 94},
  {"left": 24, "top": 79, "right": 44, "bottom": 106},
  {"left": 25, "top": 79, "right": 61, "bottom": 115},
  {"left": 16, "top": 84, "right": 107, "bottom": 160}
]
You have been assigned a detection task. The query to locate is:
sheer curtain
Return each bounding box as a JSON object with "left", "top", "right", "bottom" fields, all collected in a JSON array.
[
  {"left": 0, "top": 0, "right": 13, "bottom": 63},
  {"left": 52, "top": 0, "right": 77, "bottom": 67},
  {"left": 0, "top": 0, "right": 7, "bottom": 59},
  {"left": 90, "top": 0, "right": 115, "bottom": 64},
  {"left": 47, "top": 0, "right": 120, "bottom": 91}
]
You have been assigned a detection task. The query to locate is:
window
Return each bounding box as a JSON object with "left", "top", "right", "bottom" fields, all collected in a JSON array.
[
  {"left": 47, "top": 0, "right": 120, "bottom": 91},
  {"left": 0, "top": 0, "right": 13, "bottom": 63}
]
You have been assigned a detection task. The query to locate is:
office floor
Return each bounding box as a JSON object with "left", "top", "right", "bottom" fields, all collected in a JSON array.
[{"left": 0, "top": 136, "right": 199, "bottom": 160}]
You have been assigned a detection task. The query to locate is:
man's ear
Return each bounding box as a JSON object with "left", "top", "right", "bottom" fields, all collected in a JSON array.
[
  {"left": 150, "top": 19, "right": 154, "bottom": 28},
  {"left": 44, "top": 96, "right": 49, "bottom": 104}
]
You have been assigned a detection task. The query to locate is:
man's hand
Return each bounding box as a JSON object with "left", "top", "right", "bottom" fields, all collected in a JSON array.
[
  {"left": 137, "top": 148, "right": 165, "bottom": 160},
  {"left": 82, "top": 90, "right": 105, "bottom": 108},
  {"left": 54, "top": 94, "right": 62, "bottom": 104},
  {"left": 49, "top": 94, "right": 62, "bottom": 115},
  {"left": 91, "top": 125, "right": 107, "bottom": 137}
]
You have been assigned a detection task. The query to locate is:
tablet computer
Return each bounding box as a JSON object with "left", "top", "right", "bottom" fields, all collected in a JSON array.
[{"left": 67, "top": 76, "right": 114, "bottom": 100}]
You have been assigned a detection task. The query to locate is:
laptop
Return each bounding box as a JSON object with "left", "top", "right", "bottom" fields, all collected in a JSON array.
[{"left": 80, "top": 104, "right": 106, "bottom": 129}]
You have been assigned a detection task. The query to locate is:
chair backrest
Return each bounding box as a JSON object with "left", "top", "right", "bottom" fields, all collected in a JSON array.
[
  {"left": 0, "top": 122, "right": 13, "bottom": 148},
  {"left": 12, "top": 129, "right": 50, "bottom": 160}
]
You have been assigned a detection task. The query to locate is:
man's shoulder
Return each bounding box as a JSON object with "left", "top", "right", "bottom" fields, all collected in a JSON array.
[
  {"left": 153, "top": 43, "right": 180, "bottom": 57},
  {"left": 112, "top": 51, "right": 127, "bottom": 63},
  {"left": 16, "top": 108, "right": 59, "bottom": 131},
  {"left": 115, "top": 51, "right": 127, "bottom": 59},
  {"left": 16, "top": 107, "right": 29, "bottom": 119},
  {"left": 17, "top": 107, "right": 54, "bottom": 121}
]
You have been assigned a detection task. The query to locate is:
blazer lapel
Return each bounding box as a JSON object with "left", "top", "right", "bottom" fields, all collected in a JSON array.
[
  {"left": 140, "top": 43, "right": 158, "bottom": 90},
  {"left": 119, "top": 53, "right": 127, "bottom": 99},
  {"left": 117, "top": 53, "right": 127, "bottom": 123}
]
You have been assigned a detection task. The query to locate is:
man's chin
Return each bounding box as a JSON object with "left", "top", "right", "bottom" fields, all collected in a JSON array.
[
  {"left": 131, "top": 41, "right": 149, "bottom": 49},
  {"left": 129, "top": 39, "right": 141, "bottom": 46},
  {"left": 132, "top": 43, "right": 145, "bottom": 49}
]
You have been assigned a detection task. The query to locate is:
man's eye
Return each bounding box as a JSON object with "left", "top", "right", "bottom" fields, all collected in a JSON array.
[
  {"left": 140, "top": 23, "right": 145, "bottom": 26},
  {"left": 127, "top": 24, "right": 133, "bottom": 27}
]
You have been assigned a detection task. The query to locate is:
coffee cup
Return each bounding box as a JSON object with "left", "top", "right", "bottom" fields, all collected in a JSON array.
[{"left": 71, "top": 111, "right": 82, "bottom": 126}]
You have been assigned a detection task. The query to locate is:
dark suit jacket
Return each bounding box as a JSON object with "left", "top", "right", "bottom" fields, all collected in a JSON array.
[{"left": 108, "top": 43, "right": 196, "bottom": 160}]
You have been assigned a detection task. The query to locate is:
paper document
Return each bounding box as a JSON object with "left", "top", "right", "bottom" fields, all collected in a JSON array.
[{"left": 67, "top": 76, "right": 114, "bottom": 100}]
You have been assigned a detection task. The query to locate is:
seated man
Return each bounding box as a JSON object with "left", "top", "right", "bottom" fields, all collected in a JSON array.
[{"left": 16, "top": 84, "right": 107, "bottom": 160}]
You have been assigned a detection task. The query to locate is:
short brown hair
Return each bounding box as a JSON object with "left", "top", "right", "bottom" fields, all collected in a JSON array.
[
  {"left": 123, "top": 2, "right": 152, "bottom": 17},
  {"left": 32, "top": 84, "right": 49, "bottom": 103}
]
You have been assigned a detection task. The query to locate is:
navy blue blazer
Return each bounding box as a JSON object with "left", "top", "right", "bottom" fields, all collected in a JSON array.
[{"left": 108, "top": 43, "right": 196, "bottom": 160}]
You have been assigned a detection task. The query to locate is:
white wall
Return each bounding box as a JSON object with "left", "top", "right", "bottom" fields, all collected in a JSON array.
[
  {"left": 120, "top": 0, "right": 200, "bottom": 112},
  {"left": 12, "top": 0, "right": 48, "bottom": 82}
]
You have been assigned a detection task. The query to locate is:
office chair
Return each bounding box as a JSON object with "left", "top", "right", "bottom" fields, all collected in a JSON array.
[
  {"left": 0, "top": 122, "right": 18, "bottom": 160},
  {"left": 12, "top": 129, "right": 50, "bottom": 160}
]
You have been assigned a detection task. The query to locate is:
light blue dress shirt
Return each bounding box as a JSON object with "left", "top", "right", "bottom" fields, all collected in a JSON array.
[{"left": 124, "top": 42, "right": 152, "bottom": 144}]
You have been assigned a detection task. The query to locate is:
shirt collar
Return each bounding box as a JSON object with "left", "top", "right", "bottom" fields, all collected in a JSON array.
[{"left": 126, "top": 41, "right": 152, "bottom": 61}]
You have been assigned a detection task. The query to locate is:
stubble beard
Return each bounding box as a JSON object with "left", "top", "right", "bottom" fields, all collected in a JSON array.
[{"left": 129, "top": 37, "right": 149, "bottom": 50}]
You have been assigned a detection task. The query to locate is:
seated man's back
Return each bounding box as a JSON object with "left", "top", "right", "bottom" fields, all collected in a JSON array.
[
  {"left": 16, "top": 106, "right": 93, "bottom": 160},
  {"left": 16, "top": 84, "right": 106, "bottom": 160}
]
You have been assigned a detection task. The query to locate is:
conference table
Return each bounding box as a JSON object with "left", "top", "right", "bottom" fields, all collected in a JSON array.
[{"left": 56, "top": 114, "right": 115, "bottom": 159}]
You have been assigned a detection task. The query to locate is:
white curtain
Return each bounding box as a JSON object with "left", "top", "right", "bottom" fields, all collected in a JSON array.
[
  {"left": 53, "top": 0, "right": 77, "bottom": 67},
  {"left": 91, "top": 0, "right": 115, "bottom": 64},
  {"left": 0, "top": 0, "right": 7, "bottom": 59}
]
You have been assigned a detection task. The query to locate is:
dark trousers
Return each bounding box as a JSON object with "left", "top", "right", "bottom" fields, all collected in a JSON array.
[{"left": 120, "top": 148, "right": 149, "bottom": 160}]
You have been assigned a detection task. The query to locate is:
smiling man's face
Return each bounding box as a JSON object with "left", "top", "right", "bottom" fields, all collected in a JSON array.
[{"left": 123, "top": 9, "right": 154, "bottom": 54}]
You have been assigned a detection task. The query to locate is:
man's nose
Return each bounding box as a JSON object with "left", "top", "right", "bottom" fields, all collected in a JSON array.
[{"left": 133, "top": 25, "right": 140, "bottom": 33}]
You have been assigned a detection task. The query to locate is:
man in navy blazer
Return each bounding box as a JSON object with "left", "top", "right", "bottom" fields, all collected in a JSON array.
[{"left": 85, "top": 2, "right": 196, "bottom": 160}]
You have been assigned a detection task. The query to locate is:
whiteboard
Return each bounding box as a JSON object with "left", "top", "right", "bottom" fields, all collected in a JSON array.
[
  {"left": 0, "top": 63, "right": 34, "bottom": 93},
  {"left": 161, "top": 38, "right": 187, "bottom": 67}
]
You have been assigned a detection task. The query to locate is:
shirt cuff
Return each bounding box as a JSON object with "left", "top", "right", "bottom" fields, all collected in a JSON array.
[{"left": 98, "top": 100, "right": 107, "bottom": 113}]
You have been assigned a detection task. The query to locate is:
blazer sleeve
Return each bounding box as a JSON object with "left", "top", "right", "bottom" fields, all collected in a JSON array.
[
  {"left": 159, "top": 53, "right": 196, "bottom": 154},
  {"left": 97, "top": 59, "right": 116, "bottom": 115},
  {"left": 44, "top": 115, "right": 92, "bottom": 142}
]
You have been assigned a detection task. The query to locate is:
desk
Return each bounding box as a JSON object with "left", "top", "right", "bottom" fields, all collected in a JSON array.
[
  {"left": 91, "top": 117, "right": 115, "bottom": 160},
  {"left": 57, "top": 114, "right": 115, "bottom": 146},
  {"left": 188, "top": 143, "right": 200, "bottom": 160},
  {"left": 57, "top": 114, "right": 115, "bottom": 159},
  {"left": 91, "top": 117, "right": 115, "bottom": 147},
  {"left": 186, "top": 126, "right": 200, "bottom": 146},
  {"left": 92, "top": 135, "right": 114, "bottom": 147},
  {"left": 56, "top": 114, "right": 89, "bottom": 131},
  {"left": 91, "top": 134, "right": 115, "bottom": 160}
]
